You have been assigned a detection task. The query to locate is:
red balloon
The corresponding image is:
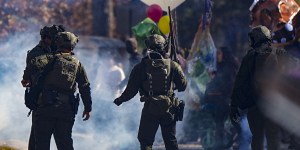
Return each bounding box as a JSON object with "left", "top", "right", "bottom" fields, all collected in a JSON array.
[{"left": 147, "top": 4, "right": 163, "bottom": 22}]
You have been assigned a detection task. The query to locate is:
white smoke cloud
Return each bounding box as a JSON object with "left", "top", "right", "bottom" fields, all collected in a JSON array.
[
  {"left": 0, "top": 32, "right": 39, "bottom": 149},
  {"left": 0, "top": 32, "right": 144, "bottom": 150}
]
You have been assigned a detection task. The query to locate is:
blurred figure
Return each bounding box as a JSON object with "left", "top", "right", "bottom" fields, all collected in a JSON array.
[
  {"left": 21, "top": 25, "right": 65, "bottom": 150},
  {"left": 119, "top": 38, "right": 142, "bottom": 88},
  {"left": 200, "top": 47, "right": 238, "bottom": 149},
  {"left": 235, "top": 114, "right": 252, "bottom": 150},
  {"left": 126, "top": 38, "right": 142, "bottom": 69},
  {"left": 107, "top": 58, "right": 126, "bottom": 97},
  {"left": 230, "top": 25, "right": 288, "bottom": 150},
  {"left": 114, "top": 34, "right": 187, "bottom": 150},
  {"left": 217, "top": 47, "right": 252, "bottom": 150},
  {"left": 280, "top": 42, "right": 300, "bottom": 150}
]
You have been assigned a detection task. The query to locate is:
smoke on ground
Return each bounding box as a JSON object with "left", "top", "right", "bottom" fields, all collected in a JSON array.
[{"left": 0, "top": 32, "right": 144, "bottom": 150}]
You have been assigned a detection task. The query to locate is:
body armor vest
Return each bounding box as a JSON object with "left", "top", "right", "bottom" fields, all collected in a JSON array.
[
  {"left": 142, "top": 52, "right": 173, "bottom": 96},
  {"left": 44, "top": 53, "right": 79, "bottom": 92}
]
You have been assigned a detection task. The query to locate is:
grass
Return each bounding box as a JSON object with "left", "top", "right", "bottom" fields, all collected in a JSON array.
[{"left": 0, "top": 146, "right": 17, "bottom": 150}]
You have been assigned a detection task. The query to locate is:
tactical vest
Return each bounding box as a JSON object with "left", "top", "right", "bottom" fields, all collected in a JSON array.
[
  {"left": 29, "top": 53, "right": 53, "bottom": 86},
  {"left": 43, "top": 53, "right": 79, "bottom": 92},
  {"left": 142, "top": 52, "right": 173, "bottom": 96}
]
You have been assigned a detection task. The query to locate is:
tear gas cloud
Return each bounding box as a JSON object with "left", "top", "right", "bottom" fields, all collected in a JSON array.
[
  {"left": 0, "top": 0, "right": 189, "bottom": 149},
  {"left": 0, "top": 32, "right": 145, "bottom": 150}
]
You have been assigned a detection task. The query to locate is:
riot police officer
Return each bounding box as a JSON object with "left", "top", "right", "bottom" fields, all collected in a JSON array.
[
  {"left": 114, "top": 34, "right": 187, "bottom": 150},
  {"left": 31, "top": 32, "right": 92, "bottom": 150},
  {"left": 21, "top": 25, "right": 65, "bottom": 150}
]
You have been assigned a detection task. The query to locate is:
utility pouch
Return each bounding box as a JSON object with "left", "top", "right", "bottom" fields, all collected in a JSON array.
[
  {"left": 24, "top": 86, "right": 41, "bottom": 110},
  {"left": 24, "top": 55, "right": 58, "bottom": 112},
  {"left": 147, "top": 95, "right": 172, "bottom": 115},
  {"left": 175, "top": 100, "right": 185, "bottom": 121},
  {"left": 69, "top": 93, "right": 80, "bottom": 114}
]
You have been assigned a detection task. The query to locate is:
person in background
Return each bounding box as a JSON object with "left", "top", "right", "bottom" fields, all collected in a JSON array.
[
  {"left": 230, "top": 25, "right": 288, "bottom": 150},
  {"left": 119, "top": 38, "right": 142, "bottom": 89},
  {"left": 201, "top": 47, "right": 239, "bottom": 149}
]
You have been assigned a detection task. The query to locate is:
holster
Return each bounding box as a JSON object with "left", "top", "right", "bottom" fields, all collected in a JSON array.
[
  {"left": 177, "top": 100, "right": 185, "bottom": 121},
  {"left": 69, "top": 93, "right": 80, "bottom": 114},
  {"left": 24, "top": 86, "right": 41, "bottom": 110},
  {"left": 174, "top": 98, "right": 185, "bottom": 121}
]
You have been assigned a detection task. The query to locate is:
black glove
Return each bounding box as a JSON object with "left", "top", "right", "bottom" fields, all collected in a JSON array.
[
  {"left": 114, "top": 98, "right": 122, "bottom": 106},
  {"left": 230, "top": 106, "right": 241, "bottom": 123}
]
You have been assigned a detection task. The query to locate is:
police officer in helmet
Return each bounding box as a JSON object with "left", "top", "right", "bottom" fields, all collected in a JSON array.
[
  {"left": 33, "top": 32, "right": 92, "bottom": 150},
  {"left": 230, "top": 25, "right": 288, "bottom": 150},
  {"left": 22, "top": 25, "right": 65, "bottom": 87},
  {"left": 114, "top": 34, "right": 187, "bottom": 150},
  {"left": 21, "top": 25, "right": 65, "bottom": 150}
]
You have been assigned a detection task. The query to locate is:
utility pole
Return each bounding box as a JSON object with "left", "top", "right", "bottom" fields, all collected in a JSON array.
[
  {"left": 92, "top": 0, "right": 116, "bottom": 37},
  {"left": 107, "top": 0, "right": 117, "bottom": 38},
  {"left": 92, "top": 0, "right": 108, "bottom": 36}
]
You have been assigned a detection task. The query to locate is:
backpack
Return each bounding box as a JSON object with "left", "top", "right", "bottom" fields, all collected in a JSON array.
[
  {"left": 43, "top": 54, "right": 80, "bottom": 91},
  {"left": 142, "top": 52, "right": 173, "bottom": 115},
  {"left": 24, "top": 55, "right": 58, "bottom": 116}
]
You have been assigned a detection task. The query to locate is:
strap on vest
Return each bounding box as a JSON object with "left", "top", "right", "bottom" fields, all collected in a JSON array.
[{"left": 70, "top": 59, "right": 80, "bottom": 89}]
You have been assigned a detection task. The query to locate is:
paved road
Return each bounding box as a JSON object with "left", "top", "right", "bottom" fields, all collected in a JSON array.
[{"left": 153, "top": 143, "right": 290, "bottom": 150}]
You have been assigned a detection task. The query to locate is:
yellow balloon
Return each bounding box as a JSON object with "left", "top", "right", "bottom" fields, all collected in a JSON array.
[{"left": 158, "top": 15, "right": 170, "bottom": 35}]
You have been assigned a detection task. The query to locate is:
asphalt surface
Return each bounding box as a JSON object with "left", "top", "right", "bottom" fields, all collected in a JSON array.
[{"left": 153, "top": 143, "right": 291, "bottom": 150}]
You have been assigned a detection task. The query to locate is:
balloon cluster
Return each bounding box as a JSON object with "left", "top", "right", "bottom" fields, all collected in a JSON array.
[{"left": 146, "top": 4, "right": 170, "bottom": 35}]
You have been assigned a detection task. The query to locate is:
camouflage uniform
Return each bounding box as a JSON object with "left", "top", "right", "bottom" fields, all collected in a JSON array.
[
  {"left": 23, "top": 25, "right": 65, "bottom": 83},
  {"left": 31, "top": 32, "right": 92, "bottom": 150},
  {"left": 231, "top": 26, "right": 288, "bottom": 150},
  {"left": 114, "top": 34, "right": 187, "bottom": 150},
  {"left": 22, "top": 25, "right": 65, "bottom": 150}
]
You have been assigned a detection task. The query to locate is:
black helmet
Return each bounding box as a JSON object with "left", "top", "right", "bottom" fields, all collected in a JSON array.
[
  {"left": 40, "top": 25, "right": 65, "bottom": 39},
  {"left": 145, "top": 34, "right": 166, "bottom": 53},
  {"left": 56, "top": 32, "right": 79, "bottom": 50},
  {"left": 248, "top": 25, "right": 272, "bottom": 47}
]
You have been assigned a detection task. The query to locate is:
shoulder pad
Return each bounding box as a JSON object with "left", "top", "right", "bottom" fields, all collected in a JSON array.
[
  {"left": 71, "top": 56, "right": 80, "bottom": 63},
  {"left": 170, "top": 60, "right": 181, "bottom": 68}
]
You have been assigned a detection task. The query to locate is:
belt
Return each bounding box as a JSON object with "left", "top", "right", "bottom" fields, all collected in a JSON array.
[
  {"left": 43, "top": 88, "right": 73, "bottom": 95},
  {"left": 143, "top": 91, "right": 173, "bottom": 97}
]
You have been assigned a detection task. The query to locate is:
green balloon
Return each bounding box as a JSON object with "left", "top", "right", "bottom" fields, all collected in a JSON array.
[{"left": 132, "top": 18, "right": 162, "bottom": 50}]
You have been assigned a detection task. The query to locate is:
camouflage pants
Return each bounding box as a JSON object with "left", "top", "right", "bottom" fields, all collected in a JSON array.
[
  {"left": 34, "top": 105, "right": 75, "bottom": 150},
  {"left": 247, "top": 106, "right": 280, "bottom": 150},
  {"left": 138, "top": 102, "right": 178, "bottom": 150}
]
